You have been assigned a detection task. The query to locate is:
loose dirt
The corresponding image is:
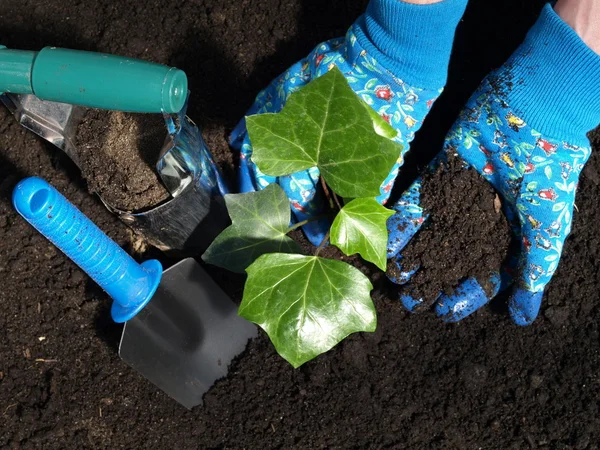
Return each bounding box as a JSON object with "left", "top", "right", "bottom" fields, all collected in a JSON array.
[
  {"left": 392, "top": 152, "right": 511, "bottom": 305},
  {"left": 76, "top": 110, "right": 170, "bottom": 211}
]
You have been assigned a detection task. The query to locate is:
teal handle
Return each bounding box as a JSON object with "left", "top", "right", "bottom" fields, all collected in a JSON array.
[
  {"left": 0, "top": 46, "right": 187, "bottom": 113},
  {"left": 0, "top": 46, "right": 35, "bottom": 94}
]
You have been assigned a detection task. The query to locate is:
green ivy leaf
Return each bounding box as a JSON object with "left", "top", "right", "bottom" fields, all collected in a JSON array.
[
  {"left": 361, "top": 94, "right": 374, "bottom": 105},
  {"left": 330, "top": 198, "right": 394, "bottom": 270},
  {"left": 246, "top": 66, "right": 402, "bottom": 198},
  {"left": 201, "top": 184, "right": 301, "bottom": 273},
  {"left": 240, "top": 253, "right": 377, "bottom": 368},
  {"left": 361, "top": 101, "right": 397, "bottom": 140}
]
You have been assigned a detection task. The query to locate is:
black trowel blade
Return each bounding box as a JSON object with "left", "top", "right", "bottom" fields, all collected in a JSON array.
[{"left": 118, "top": 258, "right": 257, "bottom": 409}]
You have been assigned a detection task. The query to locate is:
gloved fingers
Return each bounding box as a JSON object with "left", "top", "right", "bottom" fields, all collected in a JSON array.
[
  {"left": 230, "top": 117, "right": 250, "bottom": 150},
  {"left": 506, "top": 242, "right": 550, "bottom": 326},
  {"left": 387, "top": 178, "right": 427, "bottom": 259},
  {"left": 376, "top": 159, "right": 402, "bottom": 206},
  {"left": 233, "top": 74, "right": 277, "bottom": 192},
  {"left": 239, "top": 157, "right": 330, "bottom": 245},
  {"left": 508, "top": 288, "right": 544, "bottom": 326},
  {"left": 507, "top": 196, "right": 572, "bottom": 325},
  {"left": 238, "top": 153, "right": 259, "bottom": 193},
  {"left": 400, "top": 289, "right": 441, "bottom": 314},
  {"left": 280, "top": 168, "right": 329, "bottom": 246},
  {"left": 434, "top": 273, "right": 501, "bottom": 323},
  {"left": 386, "top": 257, "right": 418, "bottom": 285},
  {"left": 237, "top": 141, "right": 278, "bottom": 193},
  {"left": 291, "top": 208, "right": 332, "bottom": 247}
]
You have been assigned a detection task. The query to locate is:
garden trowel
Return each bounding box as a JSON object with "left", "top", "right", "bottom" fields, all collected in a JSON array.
[
  {"left": 13, "top": 177, "right": 257, "bottom": 409},
  {"left": 0, "top": 45, "right": 230, "bottom": 255}
]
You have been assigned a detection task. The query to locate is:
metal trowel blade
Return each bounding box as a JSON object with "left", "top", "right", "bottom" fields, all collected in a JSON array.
[{"left": 118, "top": 258, "right": 257, "bottom": 409}]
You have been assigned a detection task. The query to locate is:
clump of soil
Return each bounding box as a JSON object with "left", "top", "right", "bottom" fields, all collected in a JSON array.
[
  {"left": 76, "top": 109, "right": 170, "bottom": 212},
  {"left": 390, "top": 151, "right": 511, "bottom": 306}
]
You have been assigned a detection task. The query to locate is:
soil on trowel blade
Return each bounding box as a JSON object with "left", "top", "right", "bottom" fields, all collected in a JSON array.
[
  {"left": 390, "top": 151, "right": 511, "bottom": 306},
  {"left": 76, "top": 109, "right": 170, "bottom": 211}
]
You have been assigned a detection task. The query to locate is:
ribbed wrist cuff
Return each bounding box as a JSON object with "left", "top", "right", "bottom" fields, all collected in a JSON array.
[
  {"left": 353, "top": 0, "right": 469, "bottom": 89},
  {"left": 497, "top": 3, "right": 600, "bottom": 140}
]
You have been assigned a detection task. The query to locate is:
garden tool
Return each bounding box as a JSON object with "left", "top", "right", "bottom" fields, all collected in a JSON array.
[
  {"left": 0, "top": 45, "right": 230, "bottom": 255},
  {"left": 13, "top": 177, "right": 257, "bottom": 409}
]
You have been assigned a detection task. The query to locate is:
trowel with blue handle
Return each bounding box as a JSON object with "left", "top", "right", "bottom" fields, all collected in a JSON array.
[{"left": 13, "top": 177, "right": 257, "bottom": 409}]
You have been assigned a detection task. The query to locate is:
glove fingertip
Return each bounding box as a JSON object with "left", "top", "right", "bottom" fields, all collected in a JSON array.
[
  {"left": 387, "top": 215, "right": 425, "bottom": 259},
  {"left": 238, "top": 156, "right": 258, "bottom": 193},
  {"left": 400, "top": 289, "right": 442, "bottom": 314},
  {"left": 301, "top": 217, "right": 332, "bottom": 247},
  {"left": 508, "top": 289, "right": 543, "bottom": 326},
  {"left": 435, "top": 275, "right": 499, "bottom": 323},
  {"left": 400, "top": 293, "right": 424, "bottom": 313},
  {"left": 386, "top": 258, "right": 417, "bottom": 285}
]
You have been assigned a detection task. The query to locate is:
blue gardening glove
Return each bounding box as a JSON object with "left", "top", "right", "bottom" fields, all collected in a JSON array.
[
  {"left": 387, "top": 4, "right": 600, "bottom": 325},
  {"left": 230, "top": 0, "right": 468, "bottom": 245}
]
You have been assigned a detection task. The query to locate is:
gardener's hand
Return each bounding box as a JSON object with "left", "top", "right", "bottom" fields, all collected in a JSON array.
[
  {"left": 230, "top": 0, "right": 468, "bottom": 245},
  {"left": 387, "top": 3, "right": 600, "bottom": 325}
]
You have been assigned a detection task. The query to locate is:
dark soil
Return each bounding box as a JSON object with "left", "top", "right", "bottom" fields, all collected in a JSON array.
[
  {"left": 393, "top": 152, "right": 511, "bottom": 305},
  {"left": 76, "top": 110, "right": 170, "bottom": 211},
  {"left": 2, "top": 0, "right": 600, "bottom": 448}
]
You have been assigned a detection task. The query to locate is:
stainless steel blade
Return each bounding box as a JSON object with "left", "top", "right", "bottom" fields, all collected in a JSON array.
[
  {"left": 1, "top": 93, "right": 230, "bottom": 256},
  {"left": 118, "top": 258, "right": 257, "bottom": 409}
]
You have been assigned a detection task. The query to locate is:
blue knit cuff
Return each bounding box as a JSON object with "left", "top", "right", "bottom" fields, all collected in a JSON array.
[
  {"left": 496, "top": 3, "right": 600, "bottom": 141},
  {"left": 353, "top": 0, "right": 469, "bottom": 89}
]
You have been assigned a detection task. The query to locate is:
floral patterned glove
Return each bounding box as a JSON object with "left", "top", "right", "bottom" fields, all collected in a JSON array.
[
  {"left": 230, "top": 0, "right": 468, "bottom": 245},
  {"left": 387, "top": 4, "right": 600, "bottom": 325}
]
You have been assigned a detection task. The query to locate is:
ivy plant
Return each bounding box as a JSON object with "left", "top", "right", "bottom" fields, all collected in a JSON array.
[{"left": 203, "top": 67, "right": 402, "bottom": 368}]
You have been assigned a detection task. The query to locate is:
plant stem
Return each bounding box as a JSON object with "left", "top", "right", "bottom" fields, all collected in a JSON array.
[
  {"left": 315, "top": 230, "right": 330, "bottom": 256},
  {"left": 320, "top": 177, "right": 336, "bottom": 210},
  {"left": 332, "top": 191, "right": 343, "bottom": 211},
  {"left": 287, "top": 219, "right": 312, "bottom": 233},
  {"left": 286, "top": 214, "right": 334, "bottom": 233}
]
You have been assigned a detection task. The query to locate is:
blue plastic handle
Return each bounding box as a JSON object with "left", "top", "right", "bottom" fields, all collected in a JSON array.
[{"left": 12, "top": 177, "right": 162, "bottom": 323}]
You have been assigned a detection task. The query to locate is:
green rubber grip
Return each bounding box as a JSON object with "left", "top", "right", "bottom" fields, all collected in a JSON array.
[{"left": 0, "top": 46, "right": 187, "bottom": 113}]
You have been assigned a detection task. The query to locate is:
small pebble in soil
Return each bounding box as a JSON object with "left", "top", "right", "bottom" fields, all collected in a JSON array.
[
  {"left": 75, "top": 109, "right": 171, "bottom": 212},
  {"left": 389, "top": 151, "right": 511, "bottom": 308}
]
